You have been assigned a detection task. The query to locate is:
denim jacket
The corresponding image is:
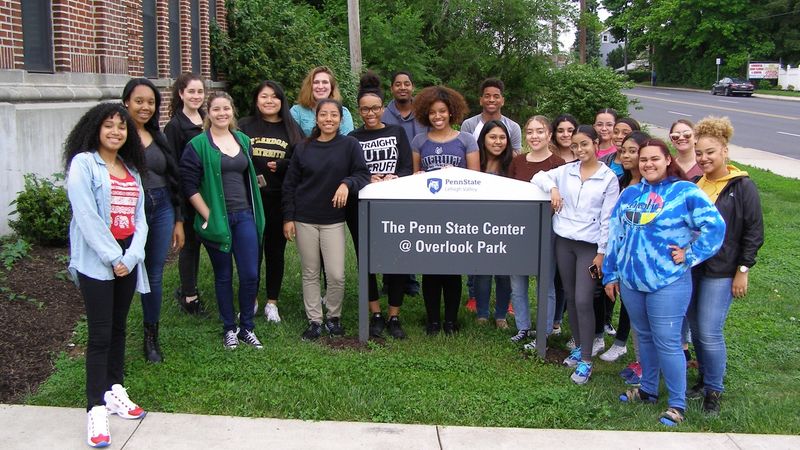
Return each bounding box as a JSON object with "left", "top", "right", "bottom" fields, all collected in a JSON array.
[{"left": 67, "top": 152, "right": 150, "bottom": 293}]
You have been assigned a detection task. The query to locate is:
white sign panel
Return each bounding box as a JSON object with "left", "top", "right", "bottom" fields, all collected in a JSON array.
[{"left": 749, "top": 62, "right": 780, "bottom": 79}]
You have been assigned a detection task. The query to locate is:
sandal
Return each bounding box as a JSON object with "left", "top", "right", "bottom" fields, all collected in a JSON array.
[
  {"left": 619, "top": 387, "right": 657, "bottom": 404},
  {"left": 659, "top": 407, "right": 685, "bottom": 427}
]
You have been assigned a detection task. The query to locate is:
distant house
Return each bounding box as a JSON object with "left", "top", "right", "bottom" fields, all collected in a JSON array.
[
  {"left": 599, "top": 28, "right": 623, "bottom": 68},
  {"left": 0, "top": 1, "right": 226, "bottom": 234}
]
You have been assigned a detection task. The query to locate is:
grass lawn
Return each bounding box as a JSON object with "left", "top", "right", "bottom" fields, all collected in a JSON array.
[
  {"left": 755, "top": 89, "right": 800, "bottom": 98},
  {"left": 28, "top": 163, "right": 800, "bottom": 434}
]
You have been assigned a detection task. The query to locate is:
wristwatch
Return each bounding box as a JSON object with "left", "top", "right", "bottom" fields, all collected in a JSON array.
[{"left": 738, "top": 265, "right": 749, "bottom": 273}]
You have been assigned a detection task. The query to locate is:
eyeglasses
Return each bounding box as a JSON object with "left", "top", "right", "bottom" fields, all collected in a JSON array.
[
  {"left": 569, "top": 140, "right": 595, "bottom": 152},
  {"left": 359, "top": 105, "right": 383, "bottom": 115},
  {"left": 670, "top": 130, "right": 693, "bottom": 141}
]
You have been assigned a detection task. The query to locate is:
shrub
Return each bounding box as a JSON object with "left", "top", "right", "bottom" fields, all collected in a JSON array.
[
  {"left": 9, "top": 173, "right": 70, "bottom": 247},
  {"left": 787, "top": 85, "right": 796, "bottom": 91},
  {"left": 535, "top": 64, "right": 634, "bottom": 125},
  {"left": 626, "top": 70, "right": 651, "bottom": 84},
  {"left": 757, "top": 80, "right": 773, "bottom": 91}
]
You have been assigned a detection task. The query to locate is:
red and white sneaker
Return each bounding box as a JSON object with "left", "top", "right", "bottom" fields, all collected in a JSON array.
[
  {"left": 86, "top": 405, "right": 110, "bottom": 448},
  {"left": 104, "top": 384, "right": 146, "bottom": 419}
]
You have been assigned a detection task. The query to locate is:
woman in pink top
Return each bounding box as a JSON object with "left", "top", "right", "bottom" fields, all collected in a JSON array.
[
  {"left": 670, "top": 119, "right": 703, "bottom": 179},
  {"left": 594, "top": 108, "right": 618, "bottom": 158}
]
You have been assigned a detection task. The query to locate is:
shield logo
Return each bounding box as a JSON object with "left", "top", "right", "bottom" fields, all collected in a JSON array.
[{"left": 427, "top": 178, "right": 442, "bottom": 194}]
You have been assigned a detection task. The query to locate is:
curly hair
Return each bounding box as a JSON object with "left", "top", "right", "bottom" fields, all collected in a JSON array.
[
  {"left": 63, "top": 103, "right": 145, "bottom": 174},
  {"left": 357, "top": 70, "right": 383, "bottom": 102},
  {"left": 693, "top": 116, "right": 734, "bottom": 146},
  {"left": 169, "top": 72, "right": 205, "bottom": 118},
  {"left": 478, "top": 120, "right": 513, "bottom": 175},
  {"left": 413, "top": 86, "right": 468, "bottom": 128},
  {"left": 297, "top": 66, "right": 342, "bottom": 108}
]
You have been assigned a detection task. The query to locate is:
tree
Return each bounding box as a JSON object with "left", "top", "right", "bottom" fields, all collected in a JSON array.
[{"left": 607, "top": 46, "right": 626, "bottom": 69}]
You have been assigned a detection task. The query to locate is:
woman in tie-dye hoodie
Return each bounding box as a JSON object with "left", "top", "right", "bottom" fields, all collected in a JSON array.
[{"left": 602, "top": 138, "right": 725, "bottom": 428}]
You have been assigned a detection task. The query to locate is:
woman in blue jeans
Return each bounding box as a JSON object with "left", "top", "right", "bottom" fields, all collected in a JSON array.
[
  {"left": 603, "top": 139, "right": 725, "bottom": 426},
  {"left": 122, "top": 78, "right": 185, "bottom": 363},
  {"left": 180, "top": 91, "right": 266, "bottom": 350},
  {"left": 688, "top": 117, "right": 764, "bottom": 415}
]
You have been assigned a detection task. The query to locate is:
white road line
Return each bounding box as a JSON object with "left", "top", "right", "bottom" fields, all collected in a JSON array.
[
  {"left": 778, "top": 131, "right": 800, "bottom": 138},
  {"left": 668, "top": 111, "right": 692, "bottom": 117},
  {"left": 718, "top": 100, "right": 738, "bottom": 104},
  {"left": 627, "top": 93, "right": 800, "bottom": 120}
]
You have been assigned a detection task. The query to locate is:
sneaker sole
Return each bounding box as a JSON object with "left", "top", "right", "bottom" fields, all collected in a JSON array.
[
  {"left": 106, "top": 406, "right": 146, "bottom": 420},
  {"left": 570, "top": 374, "right": 591, "bottom": 385},
  {"left": 88, "top": 438, "right": 110, "bottom": 448},
  {"left": 600, "top": 350, "right": 627, "bottom": 362}
]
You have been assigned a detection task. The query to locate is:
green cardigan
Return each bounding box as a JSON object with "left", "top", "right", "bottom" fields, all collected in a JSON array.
[{"left": 185, "top": 130, "right": 265, "bottom": 252}]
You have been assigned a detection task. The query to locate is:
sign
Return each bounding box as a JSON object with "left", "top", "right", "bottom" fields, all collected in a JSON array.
[{"left": 749, "top": 62, "right": 780, "bottom": 79}]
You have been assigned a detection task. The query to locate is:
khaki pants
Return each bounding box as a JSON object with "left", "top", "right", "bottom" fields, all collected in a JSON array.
[{"left": 295, "top": 221, "right": 346, "bottom": 323}]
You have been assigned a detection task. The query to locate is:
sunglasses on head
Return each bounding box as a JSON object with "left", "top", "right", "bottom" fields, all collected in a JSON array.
[{"left": 670, "top": 130, "right": 693, "bottom": 141}]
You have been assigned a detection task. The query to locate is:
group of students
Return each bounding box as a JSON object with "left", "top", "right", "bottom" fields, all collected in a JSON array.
[{"left": 64, "top": 66, "right": 763, "bottom": 447}]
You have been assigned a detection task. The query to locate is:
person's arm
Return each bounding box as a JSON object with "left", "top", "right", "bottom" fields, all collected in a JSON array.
[
  {"left": 411, "top": 134, "right": 423, "bottom": 173},
  {"left": 510, "top": 121, "right": 522, "bottom": 153},
  {"left": 733, "top": 179, "right": 765, "bottom": 297},
  {"left": 682, "top": 185, "right": 727, "bottom": 267},
  {"left": 602, "top": 195, "right": 625, "bottom": 299},
  {"left": 340, "top": 139, "right": 370, "bottom": 200},
  {"left": 466, "top": 151, "right": 480, "bottom": 171},
  {"left": 394, "top": 129, "right": 413, "bottom": 177},
  {"left": 66, "top": 155, "right": 124, "bottom": 267}
]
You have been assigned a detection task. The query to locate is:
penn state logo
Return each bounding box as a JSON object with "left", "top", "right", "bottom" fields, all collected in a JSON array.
[
  {"left": 434, "top": 146, "right": 443, "bottom": 155},
  {"left": 427, "top": 178, "right": 442, "bottom": 194}
]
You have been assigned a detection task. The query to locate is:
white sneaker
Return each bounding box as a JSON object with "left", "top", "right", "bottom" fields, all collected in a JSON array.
[
  {"left": 566, "top": 337, "right": 576, "bottom": 350},
  {"left": 599, "top": 343, "right": 628, "bottom": 362},
  {"left": 104, "top": 384, "right": 146, "bottom": 419},
  {"left": 591, "top": 337, "right": 605, "bottom": 357},
  {"left": 264, "top": 303, "right": 281, "bottom": 323},
  {"left": 87, "top": 405, "right": 110, "bottom": 448}
]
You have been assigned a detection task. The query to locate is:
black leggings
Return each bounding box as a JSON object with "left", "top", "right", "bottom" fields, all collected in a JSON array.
[
  {"left": 260, "top": 194, "right": 287, "bottom": 300},
  {"left": 178, "top": 206, "right": 202, "bottom": 297},
  {"left": 79, "top": 268, "right": 137, "bottom": 411},
  {"left": 422, "top": 275, "right": 461, "bottom": 324}
]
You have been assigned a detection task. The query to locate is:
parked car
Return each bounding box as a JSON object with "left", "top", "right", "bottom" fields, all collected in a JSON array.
[{"left": 711, "top": 78, "right": 754, "bottom": 96}]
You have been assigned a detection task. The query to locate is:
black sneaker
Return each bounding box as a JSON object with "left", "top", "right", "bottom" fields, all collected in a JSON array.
[
  {"left": 175, "top": 288, "right": 203, "bottom": 315},
  {"left": 686, "top": 376, "right": 705, "bottom": 400},
  {"left": 237, "top": 328, "right": 264, "bottom": 349},
  {"left": 369, "top": 314, "right": 385, "bottom": 338},
  {"left": 443, "top": 321, "right": 457, "bottom": 335},
  {"left": 325, "top": 317, "right": 345, "bottom": 337},
  {"left": 702, "top": 390, "right": 721, "bottom": 415},
  {"left": 386, "top": 316, "right": 406, "bottom": 339},
  {"left": 426, "top": 322, "right": 441, "bottom": 336},
  {"left": 301, "top": 322, "right": 322, "bottom": 341}
]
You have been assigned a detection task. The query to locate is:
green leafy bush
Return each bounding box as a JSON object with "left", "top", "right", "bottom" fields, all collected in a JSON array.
[
  {"left": 626, "top": 70, "right": 651, "bottom": 84},
  {"left": 0, "top": 237, "right": 30, "bottom": 271},
  {"left": 9, "top": 173, "right": 70, "bottom": 247},
  {"left": 535, "top": 64, "right": 634, "bottom": 125},
  {"left": 211, "top": 0, "right": 357, "bottom": 117},
  {"left": 757, "top": 80, "right": 773, "bottom": 91}
]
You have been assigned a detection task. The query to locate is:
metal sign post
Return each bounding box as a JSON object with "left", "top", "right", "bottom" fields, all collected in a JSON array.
[{"left": 357, "top": 167, "right": 552, "bottom": 358}]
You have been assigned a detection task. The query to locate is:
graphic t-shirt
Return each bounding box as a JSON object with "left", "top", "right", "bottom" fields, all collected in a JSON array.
[
  {"left": 109, "top": 170, "right": 139, "bottom": 240},
  {"left": 239, "top": 117, "right": 293, "bottom": 194},
  {"left": 348, "top": 124, "right": 413, "bottom": 176},
  {"left": 411, "top": 131, "right": 478, "bottom": 172}
]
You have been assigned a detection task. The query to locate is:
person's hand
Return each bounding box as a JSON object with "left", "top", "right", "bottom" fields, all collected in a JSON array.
[
  {"left": 113, "top": 262, "right": 130, "bottom": 277},
  {"left": 732, "top": 270, "right": 749, "bottom": 298},
  {"left": 332, "top": 183, "right": 349, "bottom": 208},
  {"left": 604, "top": 281, "right": 620, "bottom": 302},
  {"left": 592, "top": 253, "right": 604, "bottom": 278},
  {"left": 370, "top": 174, "right": 385, "bottom": 183},
  {"left": 283, "top": 221, "right": 296, "bottom": 242},
  {"left": 172, "top": 222, "right": 185, "bottom": 250},
  {"left": 383, "top": 174, "right": 398, "bottom": 181},
  {"left": 669, "top": 244, "right": 686, "bottom": 265},
  {"left": 267, "top": 161, "right": 278, "bottom": 172},
  {"left": 550, "top": 188, "right": 563, "bottom": 213}
]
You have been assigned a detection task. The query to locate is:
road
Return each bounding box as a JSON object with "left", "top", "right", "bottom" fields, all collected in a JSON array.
[{"left": 624, "top": 87, "right": 800, "bottom": 160}]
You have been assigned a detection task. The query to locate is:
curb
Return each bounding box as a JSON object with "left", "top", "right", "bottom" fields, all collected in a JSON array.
[{"left": 631, "top": 84, "right": 800, "bottom": 102}]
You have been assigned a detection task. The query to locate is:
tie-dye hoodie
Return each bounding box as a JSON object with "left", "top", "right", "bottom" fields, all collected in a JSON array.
[{"left": 602, "top": 177, "right": 725, "bottom": 292}]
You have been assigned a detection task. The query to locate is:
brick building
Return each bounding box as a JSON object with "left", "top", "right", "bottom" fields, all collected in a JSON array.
[{"left": 0, "top": 1, "right": 227, "bottom": 234}]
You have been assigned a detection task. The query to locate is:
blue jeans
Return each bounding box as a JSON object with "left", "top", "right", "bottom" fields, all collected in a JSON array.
[
  {"left": 687, "top": 276, "right": 734, "bottom": 393},
  {"left": 205, "top": 210, "right": 260, "bottom": 333},
  {"left": 141, "top": 187, "right": 174, "bottom": 324},
  {"left": 475, "top": 275, "right": 510, "bottom": 320},
  {"left": 621, "top": 270, "right": 692, "bottom": 410},
  {"left": 509, "top": 274, "right": 556, "bottom": 332}
]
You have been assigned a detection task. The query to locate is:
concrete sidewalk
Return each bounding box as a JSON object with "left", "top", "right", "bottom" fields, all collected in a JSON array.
[
  {"left": 646, "top": 124, "right": 800, "bottom": 179},
  {"left": 2, "top": 404, "right": 799, "bottom": 450},
  {"left": 631, "top": 84, "right": 800, "bottom": 102}
]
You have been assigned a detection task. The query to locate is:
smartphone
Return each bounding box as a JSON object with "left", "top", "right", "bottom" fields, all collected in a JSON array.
[
  {"left": 588, "top": 264, "right": 599, "bottom": 279},
  {"left": 256, "top": 174, "right": 267, "bottom": 188}
]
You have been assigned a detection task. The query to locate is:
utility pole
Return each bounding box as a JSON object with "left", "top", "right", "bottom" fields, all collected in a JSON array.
[{"left": 347, "top": 0, "right": 362, "bottom": 75}]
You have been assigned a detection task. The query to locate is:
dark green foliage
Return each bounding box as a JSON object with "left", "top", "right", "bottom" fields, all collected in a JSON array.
[
  {"left": 626, "top": 70, "right": 652, "bottom": 84},
  {"left": 606, "top": 46, "right": 626, "bottom": 70},
  {"left": 9, "top": 174, "right": 70, "bottom": 247},
  {"left": 0, "top": 237, "right": 30, "bottom": 271},
  {"left": 210, "top": 0, "right": 357, "bottom": 116},
  {"left": 535, "top": 64, "right": 634, "bottom": 125}
]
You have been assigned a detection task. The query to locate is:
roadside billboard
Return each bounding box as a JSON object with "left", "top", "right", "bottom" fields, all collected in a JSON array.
[{"left": 749, "top": 62, "right": 780, "bottom": 79}]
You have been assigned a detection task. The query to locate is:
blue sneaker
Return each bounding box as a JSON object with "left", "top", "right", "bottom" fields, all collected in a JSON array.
[
  {"left": 570, "top": 361, "right": 593, "bottom": 385},
  {"left": 562, "top": 347, "right": 582, "bottom": 368}
]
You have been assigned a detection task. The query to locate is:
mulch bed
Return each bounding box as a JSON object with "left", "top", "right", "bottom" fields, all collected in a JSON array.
[{"left": 0, "top": 246, "right": 84, "bottom": 403}]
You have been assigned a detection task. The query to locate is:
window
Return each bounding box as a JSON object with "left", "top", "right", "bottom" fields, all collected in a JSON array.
[
  {"left": 602, "top": 34, "right": 609, "bottom": 43},
  {"left": 21, "top": 0, "right": 53, "bottom": 72},
  {"left": 142, "top": 0, "right": 157, "bottom": 77},
  {"left": 191, "top": 0, "right": 200, "bottom": 72},
  {"left": 169, "top": 0, "right": 181, "bottom": 78}
]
